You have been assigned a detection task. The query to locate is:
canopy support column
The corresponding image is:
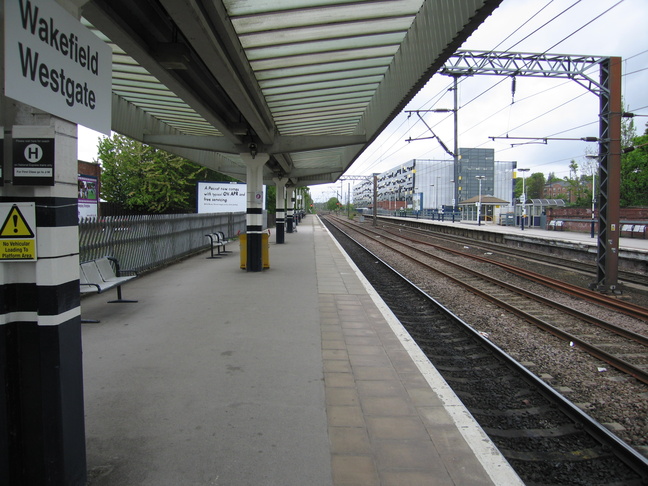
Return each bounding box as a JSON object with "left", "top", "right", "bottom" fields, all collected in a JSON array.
[
  {"left": 0, "top": 104, "right": 87, "bottom": 485},
  {"left": 240, "top": 152, "right": 269, "bottom": 272},
  {"left": 274, "top": 177, "right": 286, "bottom": 244},
  {"left": 286, "top": 186, "right": 295, "bottom": 234}
]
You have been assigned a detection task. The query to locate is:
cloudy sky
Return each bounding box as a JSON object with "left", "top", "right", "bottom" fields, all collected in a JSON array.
[
  {"left": 77, "top": 0, "right": 648, "bottom": 203},
  {"left": 310, "top": 0, "right": 648, "bottom": 202}
]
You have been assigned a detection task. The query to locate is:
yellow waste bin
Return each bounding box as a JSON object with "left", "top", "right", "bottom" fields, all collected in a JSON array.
[{"left": 239, "top": 233, "right": 270, "bottom": 269}]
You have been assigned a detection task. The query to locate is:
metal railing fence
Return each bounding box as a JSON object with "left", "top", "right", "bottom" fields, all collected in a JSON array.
[{"left": 79, "top": 212, "right": 246, "bottom": 272}]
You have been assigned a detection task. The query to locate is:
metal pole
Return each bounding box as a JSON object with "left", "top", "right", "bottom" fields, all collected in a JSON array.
[
  {"left": 453, "top": 75, "right": 460, "bottom": 212},
  {"left": 521, "top": 174, "right": 526, "bottom": 231},
  {"left": 594, "top": 57, "right": 622, "bottom": 292},
  {"left": 518, "top": 168, "right": 529, "bottom": 231},
  {"left": 591, "top": 170, "right": 596, "bottom": 238},
  {"left": 476, "top": 176, "right": 485, "bottom": 225},
  {"left": 347, "top": 182, "right": 351, "bottom": 219},
  {"left": 372, "top": 174, "right": 378, "bottom": 227}
]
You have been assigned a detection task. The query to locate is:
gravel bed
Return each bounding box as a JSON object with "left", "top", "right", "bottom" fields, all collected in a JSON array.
[{"left": 352, "top": 225, "right": 648, "bottom": 457}]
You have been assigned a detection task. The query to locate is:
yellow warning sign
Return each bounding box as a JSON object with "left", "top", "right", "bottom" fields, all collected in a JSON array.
[
  {"left": 0, "top": 203, "right": 37, "bottom": 261},
  {"left": 0, "top": 205, "right": 35, "bottom": 237}
]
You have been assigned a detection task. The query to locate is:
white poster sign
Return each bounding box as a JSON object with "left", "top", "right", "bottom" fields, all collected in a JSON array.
[
  {"left": 198, "top": 182, "right": 247, "bottom": 214},
  {"left": 4, "top": 0, "right": 112, "bottom": 134}
]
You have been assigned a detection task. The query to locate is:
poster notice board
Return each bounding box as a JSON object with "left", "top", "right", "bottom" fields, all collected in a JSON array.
[
  {"left": 197, "top": 181, "right": 248, "bottom": 214},
  {"left": 78, "top": 174, "right": 99, "bottom": 220}
]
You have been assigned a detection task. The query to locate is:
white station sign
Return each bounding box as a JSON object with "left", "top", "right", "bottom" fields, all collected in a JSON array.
[{"left": 4, "top": 0, "right": 112, "bottom": 134}]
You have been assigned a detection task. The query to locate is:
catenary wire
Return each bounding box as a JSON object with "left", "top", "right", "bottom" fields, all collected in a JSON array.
[{"left": 351, "top": 0, "right": 641, "bottom": 183}]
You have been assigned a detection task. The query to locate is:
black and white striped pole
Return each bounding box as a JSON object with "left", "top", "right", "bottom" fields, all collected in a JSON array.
[
  {"left": 274, "top": 177, "right": 286, "bottom": 244},
  {"left": 0, "top": 107, "right": 87, "bottom": 484},
  {"left": 241, "top": 150, "right": 268, "bottom": 272},
  {"left": 286, "top": 186, "right": 294, "bottom": 234}
]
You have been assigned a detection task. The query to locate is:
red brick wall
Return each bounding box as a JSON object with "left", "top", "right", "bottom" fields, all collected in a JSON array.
[
  {"left": 78, "top": 160, "right": 100, "bottom": 180},
  {"left": 546, "top": 207, "right": 648, "bottom": 233}
]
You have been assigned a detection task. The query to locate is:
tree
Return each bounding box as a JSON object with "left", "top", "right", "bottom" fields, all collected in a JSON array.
[
  {"left": 526, "top": 172, "right": 546, "bottom": 199},
  {"left": 265, "top": 185, "right": 276, "bottom": 213},
  {"left": 326, "top": 197, "right": 340, "bottom": 211},
  {"left": 620, "top": 125, "right": 648, "bottom": 207},
  {"left": 560, "top": 159, "right": 584, "bottom": 204},
  {"left": 98, "top": 134, "right": 237, "bottom": 213},
  {"left": 547, "top": 172, "right": 559, "bottom": 183},
  {"left": 514, "top": 172, "right": 545, "bottom": 200}
]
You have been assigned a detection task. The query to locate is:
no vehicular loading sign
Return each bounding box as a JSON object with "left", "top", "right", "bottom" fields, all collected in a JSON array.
[{"left": 0, "top": 203, "right": 37, "bottom": 261}]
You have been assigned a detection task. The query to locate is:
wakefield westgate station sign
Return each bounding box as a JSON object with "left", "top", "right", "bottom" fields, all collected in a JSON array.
[{"left": 4, "top": 0, "right": 112, "bottom": 134}]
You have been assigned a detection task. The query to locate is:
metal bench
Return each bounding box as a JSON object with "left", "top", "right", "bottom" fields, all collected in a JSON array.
[
  {"left": 548, "top": 220, "right": 564, "bottom": 231},
  {"left": 631, "top": 225, "right": 646, "bottom": 239},
  {"left": 621, "top": 224, "right": 635, "bottom": 237},
  {"left": 80, "top": 256, "right": 138, "bottom": 303},
  {"left": 205, "top": 233, "right": 229, "bottom": 258},
  {"left": 216, "top": 231, "right": 232, "bottom": 253}
]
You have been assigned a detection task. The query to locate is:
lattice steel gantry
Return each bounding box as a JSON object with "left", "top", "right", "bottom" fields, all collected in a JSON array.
[{"left": 440, "top": 51, "right": 622, "bottom": 292}]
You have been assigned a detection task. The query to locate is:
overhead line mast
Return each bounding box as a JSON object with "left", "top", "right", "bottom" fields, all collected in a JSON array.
[{"left": 431, "top": 50, "right": 622, "bottom": 293}]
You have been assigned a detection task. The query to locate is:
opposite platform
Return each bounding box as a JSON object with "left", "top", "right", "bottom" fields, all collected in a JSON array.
[{"left": 82, "top": 215, "right": 522, "bottom": 485}]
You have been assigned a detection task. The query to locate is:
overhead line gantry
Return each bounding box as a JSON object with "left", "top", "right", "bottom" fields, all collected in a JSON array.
[{"left": 410, "top": 50, "right": 622, "bottom": 293}]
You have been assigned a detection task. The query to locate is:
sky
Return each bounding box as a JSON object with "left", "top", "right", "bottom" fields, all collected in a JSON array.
[{"left": 77, "top": 0, "right": 648, "bottom": 204}]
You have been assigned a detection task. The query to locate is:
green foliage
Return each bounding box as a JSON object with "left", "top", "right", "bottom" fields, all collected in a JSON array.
[
  {"left": 527, "top": 172, "right": 546, "bottom": 199},
  {"left": 98, "top": 134, "right": 237, "bottom": 213},
  {"left": 620, "top": 128, "right": 648, "bottom": 207},
  {"left": 514, "top": 172, "right": 545, "bottom": 200},
  {"left": 265, "top": 185, "right": 276, "bottom": 213},
  {"left": 326, "top": 197, "right": 340, "bottom": 211}
]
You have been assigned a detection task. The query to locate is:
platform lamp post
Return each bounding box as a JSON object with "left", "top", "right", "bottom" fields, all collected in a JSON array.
[
  {"left": 449, "top": 179, "right": 455, "bottom": 222},
  {"left": 518, "top": 168, "right": 530, "bottom": 230},
  {"left": 435, "top": 176, "right": 440, "bottom": 219},
  {"left": 476, "top": 175, "right": 485, "bottom": 225},
  {"left": 586, "top": 155, "right": 599, "bottom": 238},
  {"left": 429, "top": 184, "right": 434, "bottom": 219}
]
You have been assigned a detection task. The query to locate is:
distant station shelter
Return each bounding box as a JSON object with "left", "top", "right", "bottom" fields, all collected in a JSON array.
[
  {"left": 460, "top": 196, "right": 566, "bottom": 227},
  {"left": 459, "top": 195, "right": 510, "bottom": 224},
  {"left": 515, "top": 199, "right": 566, "bottom": 228}
]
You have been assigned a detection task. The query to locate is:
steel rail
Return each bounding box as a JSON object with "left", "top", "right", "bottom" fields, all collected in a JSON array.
[
  {"left": 378, "top": 219, "right": 648, "bottom": 288},
  {"left": 379, "top": 222, "right": 648, "bottom": 321},
  {"left": 323, "top": 215, "right": 648, "bottom": 481},
  {"left": 331, "top": 216, "right": 648, "bottom": 385}
]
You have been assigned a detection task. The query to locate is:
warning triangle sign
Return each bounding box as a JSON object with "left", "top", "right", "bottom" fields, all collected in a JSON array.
[{"left": 0, "top": 205, "right": 35, "bottom": 238}]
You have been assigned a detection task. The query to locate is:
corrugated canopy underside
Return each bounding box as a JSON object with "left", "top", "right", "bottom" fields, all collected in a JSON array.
[{"left": 80, "top": 0, "right": 502, "bottom": 185}]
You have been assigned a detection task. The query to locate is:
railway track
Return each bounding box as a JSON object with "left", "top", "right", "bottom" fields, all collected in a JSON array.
[
  {"left": 321, "top": 216, "right": 648, "bottom": 485},
  {"left": 377, "top": 217, "right": 648, "bottom": 288},
  {"left": 327, "top": 215, "right": 648, "bottom": 386}
]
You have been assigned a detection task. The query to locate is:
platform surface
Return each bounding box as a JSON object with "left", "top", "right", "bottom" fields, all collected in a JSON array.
[
  {"left": 384, "top": 214, "right": 648, "bottom": 252},
  {"left": 82, "top": 215, "right": 523, "bottom": 485}
]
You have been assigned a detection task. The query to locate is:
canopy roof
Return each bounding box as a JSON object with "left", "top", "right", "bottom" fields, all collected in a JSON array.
[
  {"left": 79, "top": 0, "right": 502, "bottom": 185},
  {"left": 459, "top": 195, "right": 510, "bottom": 205},
  {"left": 529, "top": 199, "right": 566, "bottom": 206}
]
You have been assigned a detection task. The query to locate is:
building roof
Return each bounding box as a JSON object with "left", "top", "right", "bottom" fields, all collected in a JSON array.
[
  {"left": 459, "top": 195, "right": 510, "bottom": 205},
  {"left": 529, "top": 199, "right": 566, "bottom": 206}
]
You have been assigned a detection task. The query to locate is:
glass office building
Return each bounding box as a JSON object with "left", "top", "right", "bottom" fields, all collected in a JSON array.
[{"left": 353, "top": 148, "right": 516, "bottom": 210}]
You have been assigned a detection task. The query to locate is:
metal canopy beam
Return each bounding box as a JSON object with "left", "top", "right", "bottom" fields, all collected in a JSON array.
[
  {"left": 157, "top": 0, "right": 276, "bottom": 145},
  {"left": 440, "top": 50, "right": 622, "bottom": 292},
  {"left": 142, "top": 134, "right": 367, "bottom": 155}
]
